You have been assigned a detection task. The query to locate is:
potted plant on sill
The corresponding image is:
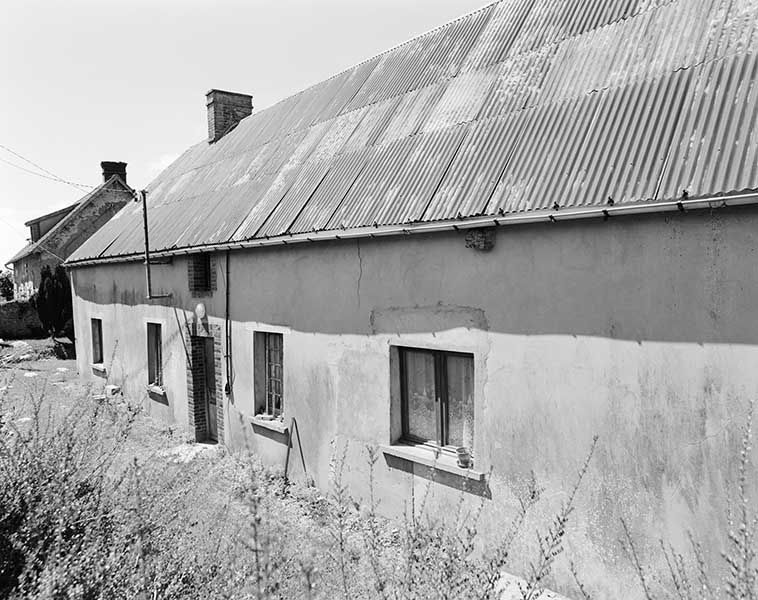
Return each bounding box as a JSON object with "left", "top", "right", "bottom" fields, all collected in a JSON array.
[{"left": 456, "top": 446, "right": 473, "bottom": 469}]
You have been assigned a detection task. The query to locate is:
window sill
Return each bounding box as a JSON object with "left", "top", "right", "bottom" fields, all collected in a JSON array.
[
  {"left": 250, "top": 415, "right": 288, "bottom": 435},
  {"left": 190, "top": 289, "right": 214, "bottom": 298},
  {"left": 91, "top": 363, "right": 106, "bottom": 377},
  {"left": 380, "top": 443, "right": 486, "bottom": 482},
  {"left": 146, "top": 384, "right": 167, "bottom": 400}
]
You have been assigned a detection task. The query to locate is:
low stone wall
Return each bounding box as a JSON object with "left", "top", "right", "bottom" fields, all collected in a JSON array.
[{"left": 0, "top": 300, "right": 45, "bottom": 339}]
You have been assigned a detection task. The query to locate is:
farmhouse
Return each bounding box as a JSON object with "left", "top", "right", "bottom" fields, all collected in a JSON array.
[
  {"left": 7, "top": 162, "right": 132, "bottom": 299},
  {"left": 66, "top": 0, "right": 757, "bottom": 596}
]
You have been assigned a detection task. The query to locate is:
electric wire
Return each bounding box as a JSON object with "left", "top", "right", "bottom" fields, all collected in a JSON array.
[
  {"left": 0, "top": 145, "right": 95, "bottom": 191},
  {"left": 0, "top": 215, "right": 28, "bottom": 240},
  {"left": 0, "top": 144, "right": 98, "bottom": 264}
]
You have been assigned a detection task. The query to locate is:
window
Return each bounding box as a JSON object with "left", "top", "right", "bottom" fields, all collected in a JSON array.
[
  {"left": 147, "top": 323, "right": 163, "bottom": 388},
  {"left": 188, "top": 253, "right": 213, "bottom": 295},
  {"left": 91, "top": 318, "right": 103, "bottom": 364},
  {"left": 254, "top": 332, "right": 284, "bottom": 418},
  {"left": 399, "top": 347, "right": 474, "bottom": 450}
]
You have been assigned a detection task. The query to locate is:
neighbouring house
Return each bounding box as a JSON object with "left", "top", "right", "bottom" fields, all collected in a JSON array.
[
  {"left": 66, "top": 1, "right": 758, "bottom": 597},
  {"left": 7, "top": 162, "right": 132, "bottom": 300}
]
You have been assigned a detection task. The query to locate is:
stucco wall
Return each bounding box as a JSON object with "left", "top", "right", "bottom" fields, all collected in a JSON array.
[
  {"left": 70, "top": 206, "right": 758, "bottom": 598},
  {"left": 33, "top": 206, "right": 74, "bottom": 241}
]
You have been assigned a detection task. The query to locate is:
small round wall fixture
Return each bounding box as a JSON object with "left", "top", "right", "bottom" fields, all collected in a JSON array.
[{"left": 195, "top": 302, "right": 206, "bottom": 322}]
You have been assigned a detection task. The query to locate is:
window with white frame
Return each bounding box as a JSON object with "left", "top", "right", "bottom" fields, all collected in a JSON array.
[
  {"left": 147, "top": 322, "right": 163, "bottom": 388},
  {"left": 254, "top": 331, "right": 284, "bottom": 418},
  {"left": 399, "top": 347, "right": 474, "bottom": 451}
]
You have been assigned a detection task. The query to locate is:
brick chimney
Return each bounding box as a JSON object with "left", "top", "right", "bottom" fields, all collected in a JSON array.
[
  {"left": 101, "top": 161, "right": 127, "bottom": 184},
  {"left": 206, "top": 89, "right": 253, "bottom": 143}
]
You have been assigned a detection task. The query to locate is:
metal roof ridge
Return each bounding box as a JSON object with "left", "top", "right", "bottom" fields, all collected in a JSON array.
[{"left": 217, "top": 0, "right": 502, "bottom": 133}]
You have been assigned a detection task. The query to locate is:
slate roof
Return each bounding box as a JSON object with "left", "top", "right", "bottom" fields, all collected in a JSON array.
[
  {"left": 69, "top": 0, "right": 758, "bottom": 264},
  {"left": 9, "top": 177, "right": 132, "bottom": 265}
]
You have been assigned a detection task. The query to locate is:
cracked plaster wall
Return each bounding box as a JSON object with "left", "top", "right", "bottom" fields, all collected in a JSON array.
[{"left": 70, "top": 206, "right": 758, "bottom": 599}]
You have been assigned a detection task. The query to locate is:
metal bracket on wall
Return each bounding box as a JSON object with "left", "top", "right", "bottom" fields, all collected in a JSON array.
[{"left": 284, "top": 417, "right": 309, "bottom": 484}]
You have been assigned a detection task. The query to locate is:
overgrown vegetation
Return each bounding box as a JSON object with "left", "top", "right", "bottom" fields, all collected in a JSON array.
[
  {"left": 0, "top": 368, "right": 596, "bottom": 599},
  {"left": 0, "top": 270, "right": 13, "bottom": 302},
  {"left": 0, "top": 364, "right": 755, "bottom": 599}
]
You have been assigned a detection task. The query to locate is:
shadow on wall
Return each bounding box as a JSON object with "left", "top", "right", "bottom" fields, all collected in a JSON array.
[
  {"left": 71, "top": 206, "right": 758, "bottom": 599},
  {"left": 383, "top": 452, "right": 492, "bottom": 499},
  {"left": 74, "top": 206, "right": 758, "bottom": 347}
]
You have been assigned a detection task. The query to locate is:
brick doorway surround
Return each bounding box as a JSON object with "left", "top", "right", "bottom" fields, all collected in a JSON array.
[{"left": 185, "top": 323, "right": 224, "bottom": 443}]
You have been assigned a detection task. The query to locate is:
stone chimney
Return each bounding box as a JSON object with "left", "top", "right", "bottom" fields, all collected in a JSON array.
[
  {"left": 101, "top": 161, "right": 127, "bottom": 184},
  {"left": 206, "top": 89, "right": 253, "bottom": 143}
]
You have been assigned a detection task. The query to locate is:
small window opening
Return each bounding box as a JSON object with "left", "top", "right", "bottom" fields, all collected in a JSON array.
[
  {"left": 147, "top": 323, "right": 163, "bottom": 388},
  {"left": 91, "top": 318, "right": 103, "bottom": 364},
  {"left": 189, "top": 253, "right": 213, "bottom": 294},
  {"left": 254, "top": 332, "right": 284, "bottom": 419}
]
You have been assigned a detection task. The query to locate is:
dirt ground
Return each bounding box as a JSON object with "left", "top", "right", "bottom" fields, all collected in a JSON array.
[{"left": 0, "top": 339, "right": 230, "bottom": 490}]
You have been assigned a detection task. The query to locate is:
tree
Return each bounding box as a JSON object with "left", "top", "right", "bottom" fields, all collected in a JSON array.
[
  {"left": 0, "top": 270, "right": 13, "bottom": 301},
  {"left": 32, "top": 265, "right": 73, "bottom": 338}
]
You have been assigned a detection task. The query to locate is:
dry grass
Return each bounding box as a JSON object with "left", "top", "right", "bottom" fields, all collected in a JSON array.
[{"left": 2, "top": 356, "right": 755, "bottom": 599}]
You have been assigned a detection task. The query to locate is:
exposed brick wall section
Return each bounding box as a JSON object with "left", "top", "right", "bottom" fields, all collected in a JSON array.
[
  {"left": 464, "top": 228, "right": 496, "bottom": 252},
  {"left": 185, "top": 323, "right": 224, "bottom": 444},
  {"left": 187, "top": 336, "right": 208, "bottom": 440},
  {"left": 101, "top": 161, "right": 127, "bottom": 184},
  {"left": 213, "top": 327, "right": 224, "bottom": 443},
  {"left": 187, "top": 253, "right": 217, "bottom": 297},
  {"left": 206, "top": 90, "right": 252, "bottom": 143}
]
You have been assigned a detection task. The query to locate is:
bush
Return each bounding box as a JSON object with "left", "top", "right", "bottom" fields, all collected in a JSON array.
[
  {"left": 0, "top": 373, "right": 599, "bottom": 600},
  {"left": 0, "top": 270, "right": 13, "bottom": 302},
  {"left": 7, "top": 368, "right": 753, "bottom": 599},
  {"left": 31, "top": 265, "right": 73, "bottom": 338}
]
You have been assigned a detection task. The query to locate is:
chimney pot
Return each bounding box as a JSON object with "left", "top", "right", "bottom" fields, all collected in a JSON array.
[
  {"left": 101, "top": 161, "right": 127, "bottom": 184},
  {"left": 206, "top": 89, "right": 253, "bottom": 144}
]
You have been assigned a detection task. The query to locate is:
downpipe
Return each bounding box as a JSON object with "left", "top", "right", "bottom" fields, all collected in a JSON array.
[{"left": 135, "top": 190, "right": 172, "bottom": 300}]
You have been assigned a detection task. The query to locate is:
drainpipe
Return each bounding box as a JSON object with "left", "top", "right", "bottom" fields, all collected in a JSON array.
[
  {"left": 136, "top": 190, "right": 171, "bottom": 300},
  {"left": 224, "top": 249, "right": 233, "bottom": 397}
]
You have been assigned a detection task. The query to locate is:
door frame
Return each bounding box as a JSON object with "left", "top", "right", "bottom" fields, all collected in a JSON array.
[{"left": 186, "top": 323, "right": 224, "bottom": 444}]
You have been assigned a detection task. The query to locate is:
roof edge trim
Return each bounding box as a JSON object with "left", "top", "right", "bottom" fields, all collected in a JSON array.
[
  {"left": 65, "top": 191, "right": 758, "bottom": 268},
  {"left": 11, "top": 176, "right": 134, "bottom": 265}
]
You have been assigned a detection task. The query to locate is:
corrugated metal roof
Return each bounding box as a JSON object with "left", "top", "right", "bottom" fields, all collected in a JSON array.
[
  {"left": 69, "top": 0, "right": 758, "bottom": 264},
  {"left": 424, "top": 114, "right": 524, "bottom": 220},
  {"left": 659, "top": 51, "right": 758, "bottom": 199}
]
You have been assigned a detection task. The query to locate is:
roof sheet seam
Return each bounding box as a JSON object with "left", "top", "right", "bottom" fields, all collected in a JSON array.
[
  {"left": 418, "top": 125, "right": 471, "bottom": 222},
  {"left": 279, "top": 168, "right": 333, "bottom": 236},
  {"left": 320, "top": 157, "right": 373, "bottom": 233},
  {"left": 653, "top": 67, "right": 697, "bottom": 201},
  {"left": 150, "top": 1, "right": 699, "bottom": 189}
]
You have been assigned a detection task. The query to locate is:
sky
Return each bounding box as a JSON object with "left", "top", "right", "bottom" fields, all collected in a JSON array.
[{"left": 0, "top": 0, "right": 488, "bottom": 266}]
